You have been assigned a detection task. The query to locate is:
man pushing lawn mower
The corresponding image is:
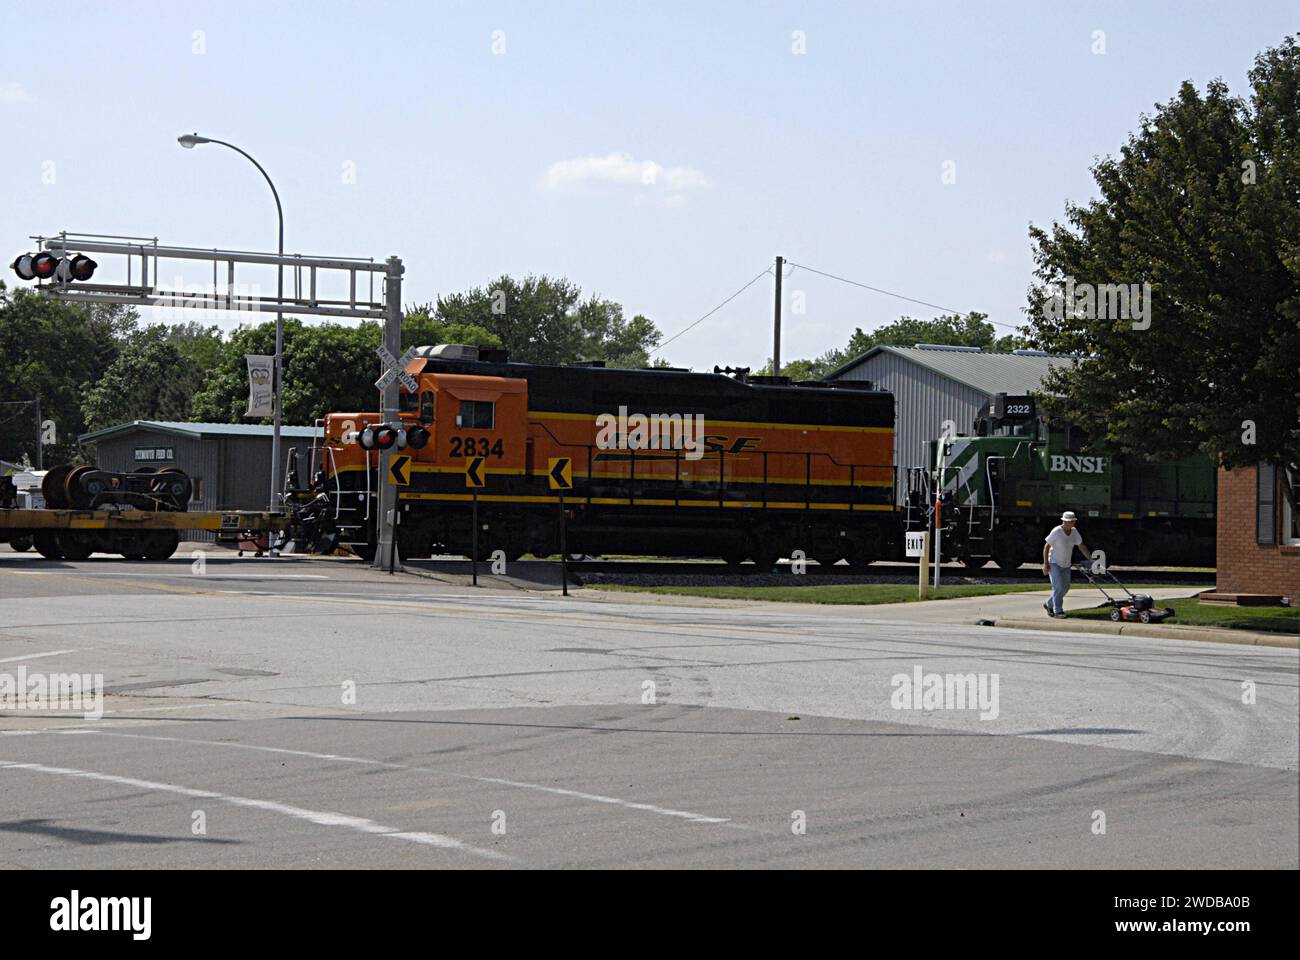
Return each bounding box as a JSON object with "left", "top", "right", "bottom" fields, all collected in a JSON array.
[{"left": 1042, "top": 511, "right": 1092, "bottom": 618}]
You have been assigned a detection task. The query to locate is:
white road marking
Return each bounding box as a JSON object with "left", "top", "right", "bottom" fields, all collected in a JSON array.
[
  {"left": 0, "top": 649, "right": 79, "bottom": 664},
  {"left": 471, "top": 775, "right": 731, "bottom": 823},
  {"left": 0, "top": 757, "right": 512, "bottom": 862},
  {"left": 5, "top": 571, "right": 329, "bottom": 580},
  {"left": 60, "top": 729, "right": 734, "bottom": 825}
]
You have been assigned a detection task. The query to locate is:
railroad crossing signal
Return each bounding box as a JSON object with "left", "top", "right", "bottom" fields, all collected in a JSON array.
[
  {"left": 548, "top": 457, "right": 573, "bottom": 490},
  {"left": 388, "top": 454, "right": 412, "bottom": 486},
  {"left": 376, "top": 345, "right": 419, "bottom": 392},
  {"left": 464, "top": 456, "right": 486, "bottom": 488},
  {"left": 11, "top": 251, "right": 96, "bottom": 283}
]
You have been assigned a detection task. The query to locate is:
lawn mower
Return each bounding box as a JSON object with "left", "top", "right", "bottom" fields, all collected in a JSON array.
[{"left": 1073, "top": 563, "right": 1175, "bottom": 624}]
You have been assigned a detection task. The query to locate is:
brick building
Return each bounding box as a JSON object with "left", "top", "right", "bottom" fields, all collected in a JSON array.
[{"left": 1214, "top": 463, "right": 1299, "bottom": 603}]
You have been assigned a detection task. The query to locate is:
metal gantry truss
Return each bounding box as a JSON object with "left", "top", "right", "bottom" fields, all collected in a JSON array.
[
  {"left": 27, "top": 230, "right": 406, "bottom": 571},
  {"left": 33, "top": 231, "right": 390, "bottom": 320}
]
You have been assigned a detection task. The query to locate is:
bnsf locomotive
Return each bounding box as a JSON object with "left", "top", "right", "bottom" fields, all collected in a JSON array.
[
  {"left": 902, "top": 393, "right": 1216, "bottom": 569},
  {"left": 290, "top": 344, "right": 900, "bottom": 566}
]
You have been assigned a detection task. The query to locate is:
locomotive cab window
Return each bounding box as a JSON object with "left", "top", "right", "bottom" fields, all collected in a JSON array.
[
  {"left": 457, "top": 400, "right": 495, "bottom": 430},
  {"left": 419, "top": 391, "right": 435, "bottom": 425},
  {"left": 399, "top": 391, "right": 419, "bottom": 415}
]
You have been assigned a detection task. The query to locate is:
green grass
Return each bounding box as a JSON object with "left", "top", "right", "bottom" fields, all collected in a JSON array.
[
  {"left": 1069, "top": 597, "right": 1298, "bottom": 634},
  {"left": 588, "top": 581, "right": 1180, "bottom": 606}
]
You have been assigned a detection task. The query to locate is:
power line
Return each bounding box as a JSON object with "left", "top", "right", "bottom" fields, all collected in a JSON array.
[
  {"left": 654, "top": 267, "right": 773, "bottom": 355},
  {"left": 783, "top": 259, "right": 1022, "bottom": 331}
]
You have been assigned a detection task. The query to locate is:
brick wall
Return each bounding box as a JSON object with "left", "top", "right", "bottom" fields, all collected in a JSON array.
[{"left": 1216, "top": 465, "right": 1300, "bottom": 600}]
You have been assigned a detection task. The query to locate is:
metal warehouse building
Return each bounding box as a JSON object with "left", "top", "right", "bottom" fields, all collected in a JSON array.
[
  {"left": 826, "top": 345, "right": 1075, "bottom": 496},
  {"left": 78, "top": 421, "right": 318, "bottom": 540}
]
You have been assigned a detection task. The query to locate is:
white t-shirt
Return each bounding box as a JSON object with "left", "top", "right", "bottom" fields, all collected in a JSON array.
[{"left": 1044, "top": 525, "right": 1082, "bottom": 566}]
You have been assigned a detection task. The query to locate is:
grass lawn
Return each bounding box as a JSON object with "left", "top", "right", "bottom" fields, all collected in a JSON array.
[
  {"left": 587, "top": 582, "right": 1181, "bottom": 606},
  {"left": 1069, "top": 597, "right": 1298, "bottom": 634}
]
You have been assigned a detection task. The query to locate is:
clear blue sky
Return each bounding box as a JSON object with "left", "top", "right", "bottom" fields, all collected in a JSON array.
[{"left": 2, "top": 1, "right": 1294, "bottom": 369}]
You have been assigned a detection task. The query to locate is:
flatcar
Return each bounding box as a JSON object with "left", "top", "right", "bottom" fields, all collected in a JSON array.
[{"left": 296, "top": 345, "right": 900, "bottom": 566}]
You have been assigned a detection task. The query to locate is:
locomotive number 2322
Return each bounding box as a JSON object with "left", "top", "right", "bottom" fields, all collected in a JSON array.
[{"left": 450, "top": 436, "right": 504, "bottom": 458}]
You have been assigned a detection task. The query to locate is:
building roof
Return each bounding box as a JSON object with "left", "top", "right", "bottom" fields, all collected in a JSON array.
[
  {"left": 79, "top": 421, "right": 319, "bottom": 443},
  {"left": 826, "top": 345, "right": 1074, "bottom": 395}
]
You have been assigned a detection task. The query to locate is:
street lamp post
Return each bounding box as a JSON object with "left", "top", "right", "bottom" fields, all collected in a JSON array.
[{"left": 178, "top": 133, "right": 285, "bottom": 515}]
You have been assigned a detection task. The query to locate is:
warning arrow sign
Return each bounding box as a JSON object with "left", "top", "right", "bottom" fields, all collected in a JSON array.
[
  {"left": 389, "top": 454, "right": 411, "bottom": 486},
  {"left": 464, "top": 456, "right": 486, "bottom": 488},
  {"left": 547, "top": 457, "right": 573, "bottom": 490}
]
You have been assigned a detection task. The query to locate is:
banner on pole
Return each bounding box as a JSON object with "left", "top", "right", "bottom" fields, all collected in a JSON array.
[{"left": 245, "top": 355, "right": 274, "bottom": 417}]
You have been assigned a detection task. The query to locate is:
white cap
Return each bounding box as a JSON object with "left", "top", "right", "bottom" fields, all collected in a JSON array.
[{"left": 1061, "top": 511, "right": 1077, "bottom": 522}]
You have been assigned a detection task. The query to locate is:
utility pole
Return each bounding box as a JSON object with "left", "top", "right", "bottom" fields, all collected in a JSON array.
[
  {"left": 372, "top": 255, "right": 405, "bottom": 572},
  {"left": 33, "top": 395, "right": 42, "bottom": 471},
  {"left": 772, "top": 255, "right": 783, "bottom": 376}
]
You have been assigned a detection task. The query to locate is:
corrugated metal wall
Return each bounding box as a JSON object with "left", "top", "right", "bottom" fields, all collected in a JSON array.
[
  {"left": 832, "top": 354, "right": 987, "bottom": 501},
  {"left": 92, "top": 428, "right": 285, "bottom": 542}
]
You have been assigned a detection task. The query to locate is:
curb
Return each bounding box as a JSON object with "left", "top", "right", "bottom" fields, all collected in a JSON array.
[{"left": 994, "top": 617, "right": 1298, "bottom": 649}]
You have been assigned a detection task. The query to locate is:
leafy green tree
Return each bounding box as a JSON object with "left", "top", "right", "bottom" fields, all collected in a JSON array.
[
  {"left": 190, "top": 310, "right": 502, "bottom": 423},
  {"left": 82, "top": 331, "right": 202, "bottom": 431},
  {"left": 0, "top": 283, "right": 137, "bottom": 464},
  {"left": 434, "top": 275, "right": 661, "bottom": 366},
  {"left": 757, "top": 311, "right": 1021, "bottom": 378},
  {"left": 164, "top": 321, "right": 224, "bottom": 372},
  {"left": 1024, "top": 37, "right": 1299, "bottom": 513}
]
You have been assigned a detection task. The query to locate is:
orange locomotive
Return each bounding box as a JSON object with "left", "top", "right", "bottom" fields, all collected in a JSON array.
[{"left": 311, "top": 345, "right": 899, "bottom": 566}]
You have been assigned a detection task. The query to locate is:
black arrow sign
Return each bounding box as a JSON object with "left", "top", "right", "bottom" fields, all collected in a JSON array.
[
  {"left": 548, "top": 457, "right": 572, "bottom": 490},
  {"left": 464, "top": 456, "right": 486, "bottom": 488}
]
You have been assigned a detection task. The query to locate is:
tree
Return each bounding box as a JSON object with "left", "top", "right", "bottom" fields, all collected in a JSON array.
[
  {"left": 189, "top": 310, "right": 502, "bottom": 424},
  {"left": 0, "top": 283, "right": 137, "bottom": 464},
  {"left": 757, "top": 311, "right": 1022, "bottom": 379},
  {"left": 1024, "top": 37, "right": 1299, "bottom": 515},
  {"left": 434, "top": 275, "right": 661, "bottom": 366},
  {"left": 82, "top": 330, "right": 202, "bottom": 431}
]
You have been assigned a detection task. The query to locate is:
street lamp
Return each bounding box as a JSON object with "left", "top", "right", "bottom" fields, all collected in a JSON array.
[{"left": 177, "top": 132, "right": 286, "bottom": 516}]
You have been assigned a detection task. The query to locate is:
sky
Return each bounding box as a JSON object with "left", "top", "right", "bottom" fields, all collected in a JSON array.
[{"left": 2, "top": 1, "right": 1295, "bottom": 370}]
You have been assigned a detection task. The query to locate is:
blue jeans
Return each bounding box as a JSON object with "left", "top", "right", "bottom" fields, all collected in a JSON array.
[{"left": 1048, "top": 562, "right": 1071, "bottom": 615}]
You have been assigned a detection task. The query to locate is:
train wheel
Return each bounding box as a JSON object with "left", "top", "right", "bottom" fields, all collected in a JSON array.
[
  {"left": 961, "top": 557, "right": 989, "bottom": 570},
  {"left": 56, "top": 531, "right": 95, "bottom": 561},
  {"left": 62, "top": 465, "right": 96, "bottom": 509},
  {"left": 9, "top": 536, "right": 33, "bottom": 552},
  {"left": 41, "top": 464, "right": 74, "bottom": 509},
  {"left": 155, "top": 468, "right": 192, "bottom": 510},
  {"left": 33, "top": 531, "right": 64, "bottom": 560},
  {"left": 750, "top": 552, "right": 781, "bottom": 571},
  {"left": 142, "top": 530, "right": 179, "bottom": 561}
]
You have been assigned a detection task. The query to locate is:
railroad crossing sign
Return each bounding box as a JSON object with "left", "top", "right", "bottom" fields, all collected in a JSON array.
[
  {"left": 375, "top": 345, "right": 418, "bottom": 392},
  {"left": 548, "top": 457, "right": 573, "bottom": 490},
  {"left": 464, "top": 456, "right": 486, "bottom": 488},
  {"left": 388, "top": 454, "right": 411, "bottom": 486}
]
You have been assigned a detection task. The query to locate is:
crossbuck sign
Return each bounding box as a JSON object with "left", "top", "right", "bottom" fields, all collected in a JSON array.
[{"left": 376, "top": 345, "right": 419, "bottom": 392}]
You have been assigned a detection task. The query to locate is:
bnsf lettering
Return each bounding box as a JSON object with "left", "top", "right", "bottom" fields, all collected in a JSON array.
[
  {"left": 703, "top": 436, "right": 762, "bottom": 454},
  {"left": 1050, "top": 455, "right": 1106, "bottom": 474}
]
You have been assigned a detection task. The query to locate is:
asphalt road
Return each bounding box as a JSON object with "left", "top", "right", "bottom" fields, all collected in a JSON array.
[{"left": 1, "top": 546, "right": 1296, "bottom": 869}]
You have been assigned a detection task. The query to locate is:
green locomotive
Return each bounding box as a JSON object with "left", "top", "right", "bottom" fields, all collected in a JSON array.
[{"left": 904, "top": 394, "right": 1216, "bottom": 569}]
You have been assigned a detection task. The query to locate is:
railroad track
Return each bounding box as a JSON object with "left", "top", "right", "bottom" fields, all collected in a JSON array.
[
  {"left": 470, "top": 558, "right": 1215, "bottom": 585},
  {"left": 564, "top": 556, "right": 1211, "bottom": 580}
]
